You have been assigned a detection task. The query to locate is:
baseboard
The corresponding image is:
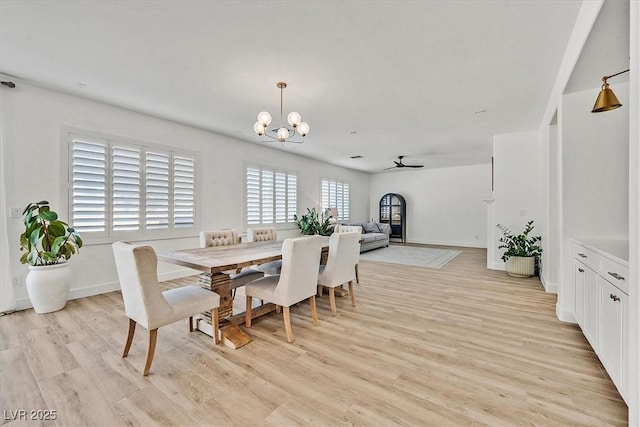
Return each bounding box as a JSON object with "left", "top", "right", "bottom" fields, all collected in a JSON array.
[
  {"left": 405, "top": 239, "right": 486, "bottom": 249},
  {"left": 540, "top": 274, "right": 558, "bottom": 294},
  {"left": 13, "top": 268, "right": 195, "bottom": 312},
  {"left": 489, "top": 263, "right": 505, "bottom": 271},
  {"left": 556, "top": 303, "right": 577, "bottom": 324}
]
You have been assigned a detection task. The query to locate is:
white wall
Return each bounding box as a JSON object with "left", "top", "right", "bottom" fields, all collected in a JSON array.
[
  {"left": 556, "top": 83, "right": 629, "bottom": 323},
  {"left": 369, "top": 163, "right": 492, "bottom": 248},
  {"left": 1, "top": 82, "right": 370, "bottom": 310},
  {"left": 490, "top": 129, "right": 544, "bottom": 271}
]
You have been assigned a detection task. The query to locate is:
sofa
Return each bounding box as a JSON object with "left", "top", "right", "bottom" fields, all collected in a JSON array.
[{"left": 335, "top": 222, "right": 390, "bottom": 253}]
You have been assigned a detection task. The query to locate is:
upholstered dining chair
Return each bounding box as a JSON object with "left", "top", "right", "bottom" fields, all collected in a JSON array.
[
  {"left": 199, "top": 229, "right": 264, "bottom": 297},
  {"left": 332, "top": 224, "right": 362, "bottom": 283},
  {"left": 112, "top": 241, "right": 220, "bottom": 376},
  {"left": 317, "top": 231, "right": 361, "bottom": 316},
  {"left": 246, "top": 226, "right": 282, "bottom": 275},
  {"left": 244, "top": 235, "right": 323, "bottom": 343}
]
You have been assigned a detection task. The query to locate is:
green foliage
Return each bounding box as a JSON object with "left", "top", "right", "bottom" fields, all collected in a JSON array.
[
  {"left": 19, "top": 200, "right": 83, "bottom": 266},
  {"left": 294, "top": 207, "right": 334, "bottom": 236},
  {"left": 496, "top": 220, "right": 542, "bottom": 262}
]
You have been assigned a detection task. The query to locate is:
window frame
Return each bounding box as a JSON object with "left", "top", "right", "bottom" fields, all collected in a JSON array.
[
  {"left": 321, "top": 177, "right": 350, "bottom": 222},
  {"left": 62, "top": 127, "right": 199, "bottom": 245},
  {"left": 244, "top": 162, "right": 298, "bottom": 229}
]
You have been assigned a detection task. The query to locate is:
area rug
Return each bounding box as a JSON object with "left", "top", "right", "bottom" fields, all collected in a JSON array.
[{"left": 359, "top": 245, "right": 462, "bottom": 269}]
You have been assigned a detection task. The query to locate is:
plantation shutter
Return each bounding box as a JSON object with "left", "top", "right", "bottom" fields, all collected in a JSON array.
[
  {"left": 173, "top": 155, "right": 195, "bottom": 228},
  {"left": 287, "top": 174, "right": 297, "bottom": 222},
  {"left": 71, "top": 138, "right": 107, "bottom": 233},
  {"left": 321, "top": 178, "right": 350, "bottom": 221},
  {"left": 112, "top": 145, "right": 140, "bottom": 231},
  {"left": 246, "top": 165, "right": 297, "bottom": 225},
  {"left": 246, "top": 167, "right": 261, "bottom": 225},
  {"left": 261, "top": 169, "right": 274, "bottom": 224},
  {"left": 145, "top": 151, "right": 170, "bottom": 230}
]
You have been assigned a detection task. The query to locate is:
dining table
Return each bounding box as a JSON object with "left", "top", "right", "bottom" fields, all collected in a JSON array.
[{"left": 157, "top": 237, "right": 333, "bottom": 348}]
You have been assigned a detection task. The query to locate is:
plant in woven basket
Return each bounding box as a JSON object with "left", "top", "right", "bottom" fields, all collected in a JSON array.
[{"left": 496, "top": 220, "right": 542, "bottom": 262}]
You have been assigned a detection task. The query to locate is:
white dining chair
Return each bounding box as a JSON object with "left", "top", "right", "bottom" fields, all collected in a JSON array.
[
  {"left": 246, "top": 226, "right": 282, "bottom": 275},
  {"left": 317, "top": 231, "right": 361, "bottom": 316},
  {"left": 112, "top": 241, "right": 220, "bottom": 376},
  {"left": 199, "top": 229, "right": 264, "bottom": 296},
  {"left": 332, "top": 225, "right": 362, "bottom": 284},
  {"left": 244, "top": 235, "right": 323, "bottom": 343}
]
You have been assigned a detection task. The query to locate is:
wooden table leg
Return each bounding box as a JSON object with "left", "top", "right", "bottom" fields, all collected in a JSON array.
[{"left": 197, "top": 272, "right": 252, "bottom": 349}]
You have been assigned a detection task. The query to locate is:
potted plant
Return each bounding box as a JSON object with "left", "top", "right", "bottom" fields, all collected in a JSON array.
[
  {"left": 19, "top": 200, "right": 83, "bottom": 313},
  {"left": 294, "top": 207, "right": 334, "bottom": 236},
  {"left": 496, "top": 220, "right": 542, "bottom": 278}
]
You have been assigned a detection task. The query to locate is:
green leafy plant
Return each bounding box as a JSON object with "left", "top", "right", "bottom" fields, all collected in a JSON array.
[
  {"left": 19, "top": 200, "right": 83, "bottom": 266},
  {"left": 496, "top": 220, "right": 542, "bottom": 262},
  {"left": 294, "top": 207, "right": 334, "bottom": 236}
]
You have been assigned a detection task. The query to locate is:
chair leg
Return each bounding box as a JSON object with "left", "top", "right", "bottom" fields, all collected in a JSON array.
[
  {"left": 246, "top": 295, "right": 253, "bottom": 327},
  {"left": 329, "top": 287, "right": 337, "bottom": 316},
  {"left": 142, "top": 329, "right": 158, "bottom": 376},
  {"left": 188, "top": 316, "right": 194, "bottom": 332},
  {"left": 283, "top": 306, "right": 294, "bottom": 343},
  {"left": 349, "top": 280, "right": 356, "bottom": 307},
  {"left": 317, "top": 284, "right": 323, "bottom": 297},
  {"left": 355, "top": 264, "right": 360, "bottom": 284},
  {"left": 276, "top": 304, "right": 281, "bottom": 314},
  {"left": 123, "top": 318, "right": 136, "bottom": 357},
  {"left": 310, "top": 296, "right": 319, "bottom": 326}
]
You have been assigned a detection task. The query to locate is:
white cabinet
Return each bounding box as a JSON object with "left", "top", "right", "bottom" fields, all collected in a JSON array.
[
  {"left": 599, "top": 277, "right": 627, "bottom": 393},
  {"left": 572, "top": 240, "right": 629, "bottom": 403}
]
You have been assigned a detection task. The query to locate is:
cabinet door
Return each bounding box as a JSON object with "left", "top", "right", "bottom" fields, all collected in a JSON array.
[
  {"left": 583, "top": 267, "right": 599, "bottom": 350},
  {"left": 574, "top": 261, "right": 586, "bottom": 327},
  {"left": 599, "top": 278, "right": 626, "bottom": 396}
]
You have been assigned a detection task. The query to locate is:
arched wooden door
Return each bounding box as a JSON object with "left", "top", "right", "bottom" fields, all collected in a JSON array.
[{"left": 379, "top": 193, "right": 406, "bottom": 242}]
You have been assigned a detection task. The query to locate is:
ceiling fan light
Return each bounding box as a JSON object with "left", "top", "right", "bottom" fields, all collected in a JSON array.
[
  {"left": 257, "top": 111, "right": 272, "bottom": 126},
  {"left": 277, "top": 127, "right": 289, "bottom": 141},
  {"left": 287, "top": 111, "right": 301, "bottom": 127},
  {"left": 253, "top": 122, "right": 265, "bottom": 135},
  {"left": 297, "top": 122, "right": 309, "bottom": 137}
]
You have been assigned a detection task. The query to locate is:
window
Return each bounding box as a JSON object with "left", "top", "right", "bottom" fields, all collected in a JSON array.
[
  {"left": 246, "top": 165, "right": 297, "bottom": 225},
  {"left": 321, "top": 178, "right": 350, "bottom": 221},
  {"left": 68, "top": 131, "right": 196, "bottom": 239}
]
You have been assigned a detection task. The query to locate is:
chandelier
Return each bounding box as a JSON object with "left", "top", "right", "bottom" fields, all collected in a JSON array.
[{"left": 253, "top": 82, "right": 309, "bottom": 143}]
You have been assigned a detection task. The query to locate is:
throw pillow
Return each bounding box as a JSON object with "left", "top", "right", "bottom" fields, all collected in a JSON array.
[{"left": 362, "top": 222, "right": 380, "bottom": 233}]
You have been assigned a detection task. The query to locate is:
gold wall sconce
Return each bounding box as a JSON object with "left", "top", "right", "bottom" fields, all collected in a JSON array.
[{"left": 591, "top": 68, "right": 630, "bottom": 113}]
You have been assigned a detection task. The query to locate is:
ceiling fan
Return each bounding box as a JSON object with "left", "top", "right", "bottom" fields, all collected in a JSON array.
[{"left": 384, "top": 156, "right": 424, "bottom": 170}]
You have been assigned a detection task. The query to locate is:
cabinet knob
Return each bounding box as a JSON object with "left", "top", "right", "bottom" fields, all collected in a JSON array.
[
  {"left": 607, "top": 272, "right": 625, "bottom": 281},
  {"left": 578, "top": 268, "right": 584, "bottom": 273},
  {"left": 577, "top": 253, "right": 587, "bottom": 258},
  {"left": 610, "top": 293, "right": 620, "bottom": 302}
]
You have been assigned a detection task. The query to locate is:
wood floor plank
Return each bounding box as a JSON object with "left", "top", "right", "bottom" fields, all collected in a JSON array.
[{"left": 0, "top": 244, "right": 628, "bottom": 426}]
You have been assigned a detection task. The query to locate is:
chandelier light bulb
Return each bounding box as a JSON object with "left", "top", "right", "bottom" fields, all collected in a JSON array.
[
  {"left": 253, "top": 122, "right": 265, "bottom": 136},
  {"left": 287, "top": 112, "right": 301, "bottom": 127},
  {"left": 277, "top": 127, "right": 289, "bottom": 141},
  {"left": 297, "top": 122, "right": 309, "bottom": 137},
  {"left": 257, "top": 111, "right": 272, "bottom": 127}
]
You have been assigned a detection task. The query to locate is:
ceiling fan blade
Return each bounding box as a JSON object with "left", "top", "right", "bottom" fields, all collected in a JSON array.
[
  {"left": 383, "top": 166, "right": 397, "bottom": 170},
  {"left": 405, "top": 165, "right": 424, "bottom": 168},
  {"left": 393, "top": 161, "right": 402, "bottom": 166}
]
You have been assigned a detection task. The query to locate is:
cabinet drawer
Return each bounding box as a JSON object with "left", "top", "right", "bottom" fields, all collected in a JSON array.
[
  {"left": 573, "top": 244, "right": 598, "bottom": 270},
  {"left": 600, "top": 257, "right": 629, "bottom": 294}
]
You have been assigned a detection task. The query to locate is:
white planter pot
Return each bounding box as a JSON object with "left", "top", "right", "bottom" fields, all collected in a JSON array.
[
  {"left": 505, "top": 256, "right": 535, "bottom": 278},
  {"left": 26, "top": 263, "right": 71, "bottom": 313}
]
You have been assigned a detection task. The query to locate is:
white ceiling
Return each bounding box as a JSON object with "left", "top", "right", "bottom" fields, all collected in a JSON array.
[{"left": 0, "top": 1, "right": 587, "bottom": 173}]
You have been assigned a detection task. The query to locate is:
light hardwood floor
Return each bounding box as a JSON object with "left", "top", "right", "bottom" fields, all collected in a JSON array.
[{"left": 0, "top": 245, "right": 628, "bottom": 426}]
